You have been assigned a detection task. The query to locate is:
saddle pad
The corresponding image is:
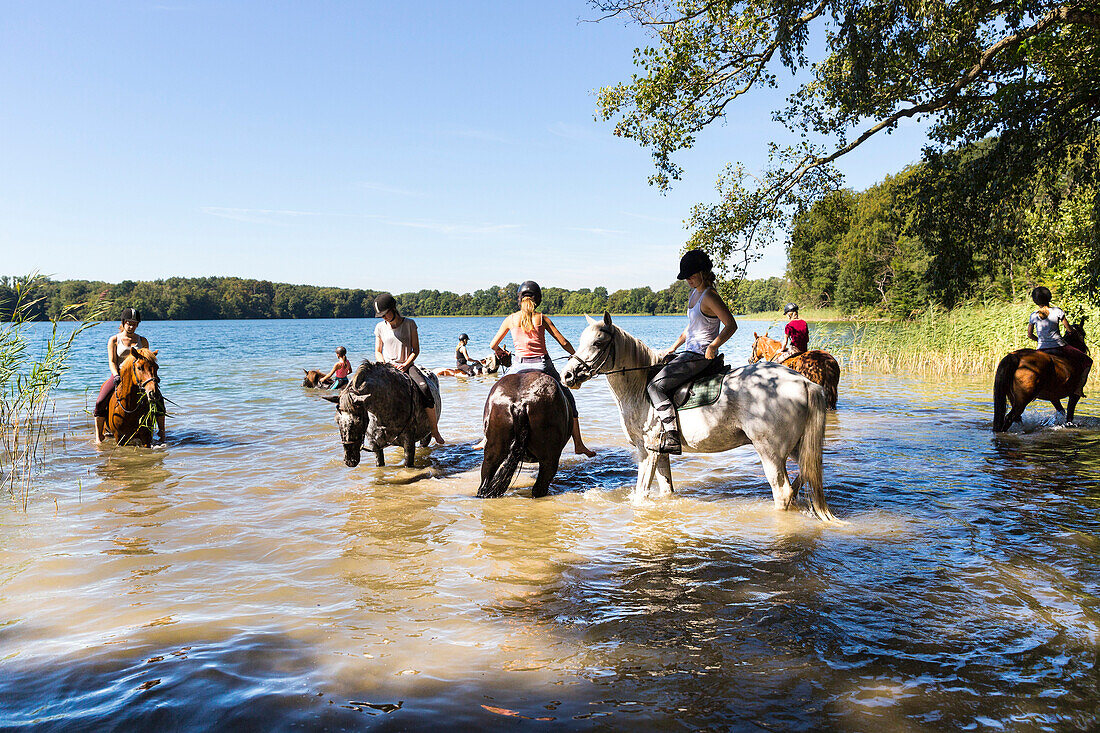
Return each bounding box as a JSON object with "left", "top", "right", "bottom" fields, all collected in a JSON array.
[{"left": 679, "top": 369, "right": 728, "bottom": 411}]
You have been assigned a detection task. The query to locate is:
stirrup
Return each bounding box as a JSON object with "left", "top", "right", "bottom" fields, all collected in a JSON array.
[{"left": 656, "top": 430, "right": 682, "bottom": 455}]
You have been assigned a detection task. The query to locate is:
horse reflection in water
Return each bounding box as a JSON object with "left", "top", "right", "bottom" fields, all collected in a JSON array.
[
  {"left": 322, "top": 361, "right": 441, "bottom": 468},
  {"left": 477, "top": 371, "right": 571, "bottom": 498},
  {"left": 564, "top": 313, "right": 837, "bottom": 521}
]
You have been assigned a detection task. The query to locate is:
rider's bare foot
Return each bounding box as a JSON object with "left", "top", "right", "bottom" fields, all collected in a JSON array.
[
  {"left": 575, "top": 444, "right": 596, "bottom": 458},
  {"left": 473, "top": 438, "right": 485, "bottom": 450},
  {"left": 94, "top": 434, "right": 104, "bottom": 445}
]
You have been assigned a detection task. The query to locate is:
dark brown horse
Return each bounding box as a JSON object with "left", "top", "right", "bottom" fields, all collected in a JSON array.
[
  {"left": 477, "top": 371, "right": 571, "bottom": 498},
  {"left": 750, "top": 332, "right": 840, "bottom": 409},
  {"left": 302, "top": 369, "right": 333, "bottom": 388},
  {"left": 993, "top": 316, "right": 1091, "bottom": 431},
  {"left": 107, "top": 347, "right": 162, "bottom": 447}
]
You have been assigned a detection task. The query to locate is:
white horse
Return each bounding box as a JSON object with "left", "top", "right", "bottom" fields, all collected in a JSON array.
[{"left": 562, "top": 313, "right": 837, "bottom": 521}]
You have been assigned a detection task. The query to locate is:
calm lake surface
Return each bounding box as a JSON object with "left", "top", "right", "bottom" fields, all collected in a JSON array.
[{"left": 2, "top": 316, "right": 1099, "bottom": 731}]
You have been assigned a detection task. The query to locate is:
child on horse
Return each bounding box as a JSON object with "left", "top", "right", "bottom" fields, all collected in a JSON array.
[
  {"left": 1028, "top": 286, "right": 1092, "bottom": 397},
  {"left": 93, "top": 307, "right": 165, "bottom": 444},
  {"left": 774, "top": 303, "right": 809, "bottom": 363},
  {"left": 321, "top": 346, "right": 352, "bottom": 389},
  {"left": 488, "top": 280, "right": 596, "bottom": 457},
  {"left": 373, "top": 293, "right": 446, "bottom": 445},
  {"left": 648, "top": 251, "right": 737, "bottom": 454},
  {"left": 454, "top": 334, "right": 484, "bottom": 376}
]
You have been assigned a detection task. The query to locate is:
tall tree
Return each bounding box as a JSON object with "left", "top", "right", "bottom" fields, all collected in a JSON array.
[{"left": 594, "top": 0, "right": 1100, "bottom": 277}]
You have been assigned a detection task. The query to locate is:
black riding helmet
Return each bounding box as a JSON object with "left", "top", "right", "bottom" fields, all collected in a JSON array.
[
  {"left": 374, "top": 292, "right": 397, "bottom": 316},
  {"left": 121, "top": 307, "right": 142, "bottom": 323},
  {"left": 459, "top": 333, "right": 469, "bottom": 341},
  {"left": 518, "top": 280, "right": 542, "bottom": 307},
  {"left": 783, "top": 303, "right": 799, "bottom": 315},
  {"left": 677, "top": 250, "right": 712, "bottom": 280}
]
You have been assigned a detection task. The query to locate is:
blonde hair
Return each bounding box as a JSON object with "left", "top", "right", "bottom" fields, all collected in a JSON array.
[
  {"left": 698, "top": 268, "right": 716, "bottom": 289},
  {"left": 518, "top": 296, "right": 537, "bottom": 331}
]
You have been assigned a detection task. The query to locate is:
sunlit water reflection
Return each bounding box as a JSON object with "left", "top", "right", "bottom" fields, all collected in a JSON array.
[{"left": 2, "top": 317, "right": 1098, "bottom": 730}]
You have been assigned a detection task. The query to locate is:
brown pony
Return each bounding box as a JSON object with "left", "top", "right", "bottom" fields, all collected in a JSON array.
[
  {"left": 750, "top": 332, "right": 840, "bottom": 409},
  {"left": 477, "top": 371, "right": 571, "bottom": 498},
  {"left": 993, "top": 316, "right": 1091, "bottom": 431},
  {"left": 107, "top": 347, "right": 162, "bottom": 447},
  {"left": 302, "top": 369, "right": 333, "bottom": 388}
]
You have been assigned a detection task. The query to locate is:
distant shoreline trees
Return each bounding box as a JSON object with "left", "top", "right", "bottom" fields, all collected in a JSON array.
[{"left": 0, "top": 275, "right": 789, "bottom": 321}]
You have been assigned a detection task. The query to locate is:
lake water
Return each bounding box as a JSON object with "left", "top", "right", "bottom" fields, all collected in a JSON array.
[{"left": 2, "top": 316, "right": 1099, "bottom": 731}]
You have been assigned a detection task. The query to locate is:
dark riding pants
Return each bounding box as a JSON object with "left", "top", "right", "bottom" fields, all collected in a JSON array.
[
  {"left": 93, "top": 375, "right": 121, "bottom": 418},
  {"left": 406, "top": 364, "right": 435, "bottom": 408},
  {"left": 516, "top": 355, "right": 578, "bottom": 418},
  {"left": 647, "top": 351, "right": 713, "bottom": 431}
]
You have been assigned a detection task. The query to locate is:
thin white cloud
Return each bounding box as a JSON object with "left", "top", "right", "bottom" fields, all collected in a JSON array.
[
  {"left": 567, "top": 226, "right": 626, "bottom": 236},
  {"left": 388, "top": 220, "right": 521, "bottom": 237},
  {"left": 548, "top": 122, "right": 598, "bottom": 142},
  {"left": 356, "top": 181, "right": 421, "bottom": 197},
  {"left": 200, "top": 207, "right": 378, "bottom": 225}
]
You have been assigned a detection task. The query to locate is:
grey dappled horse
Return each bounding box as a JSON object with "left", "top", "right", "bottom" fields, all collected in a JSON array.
[
  {"left": 562, "top": 313, "right": 837, "bottom": 521},
  {"left": 322, "top": 361, "right": 442, "bottom": 468}
]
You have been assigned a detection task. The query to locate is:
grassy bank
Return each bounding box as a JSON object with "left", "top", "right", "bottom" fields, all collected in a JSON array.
[{"left": 799, "top": 302, "right": 1100, "bottom": 383}]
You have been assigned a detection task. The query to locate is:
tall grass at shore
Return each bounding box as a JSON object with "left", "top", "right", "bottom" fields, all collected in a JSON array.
[
  {"left": 1, "top": 274, "right": 105, "bottom": 509},
  {"left": 812, "top": 301, "right": 1100, "bottom": 382}
]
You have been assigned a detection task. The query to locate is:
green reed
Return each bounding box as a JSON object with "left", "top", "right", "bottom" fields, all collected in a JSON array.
[
  {"left": 812, "top": 301, "right": 1100, "bottom": 384},
  {"left": 1, "top": 274, "right": 106, "bottom": 509}
]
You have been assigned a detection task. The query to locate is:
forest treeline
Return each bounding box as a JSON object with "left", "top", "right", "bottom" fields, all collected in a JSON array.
[
  {"left": 786, "top": 130, "right": 1100, "bottom": 315},
  {"left": 0, "top": 275, "right": 788, "bottom": 321}
]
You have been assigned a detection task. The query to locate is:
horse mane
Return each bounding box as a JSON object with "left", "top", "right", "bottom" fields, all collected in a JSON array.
[
  {"left": 1066, "top": 316, "right": 1089, "bottom": 355},
  {"left": 610, "top": 324, "right": 657, "bottom": 368}
]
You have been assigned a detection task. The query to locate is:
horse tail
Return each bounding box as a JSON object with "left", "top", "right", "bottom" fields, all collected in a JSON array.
[
  {"left": 799, "top": 384, "right": 836, "bottom": 522},
  {"left": 477, "top": 403, "right": 530, "bottom": 498},
  {"left": 992, "top": 353, "right": 1018, "bottom": 432},
  {"left": 823, "top": 355, "right": 840, "bottom": 410}
]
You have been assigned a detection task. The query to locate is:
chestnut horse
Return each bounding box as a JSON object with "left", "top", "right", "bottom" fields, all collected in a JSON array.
[
  {"left": 993, "top": 316, "right": 1091, "bottom": 431},
  {"left": 750, "top": 332, "right": 840, "bottom": 409},
  {"left": 477, "top": 371, "right": 571, "bottom": 498},
  {"left": 107, "top": 347, "right": 162, "bottom": 447}
]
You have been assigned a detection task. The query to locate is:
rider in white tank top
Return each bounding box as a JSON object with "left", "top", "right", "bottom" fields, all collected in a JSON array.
[{"left": 684, "top": 288, "right": 721, "bottom": 354}]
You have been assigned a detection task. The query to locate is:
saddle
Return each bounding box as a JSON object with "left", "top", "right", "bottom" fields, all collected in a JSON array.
[{"left": 646, "top": 355, "right": 731, "bottom": 411}]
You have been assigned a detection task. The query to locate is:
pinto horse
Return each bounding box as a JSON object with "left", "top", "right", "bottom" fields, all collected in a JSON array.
[
  {"left": 477, "top": 371, "right": 571, "bottom": 498},
  {"left": 993, "top": 316, "right": 1091, "bottom": 431},
  {"left": 107, "top": 347, "right": 162, "bottom": 447},
  {"left": 563, "top": 314, "right": 837, "bottom": 521},
  {"left": 749, "top": 332, "right": 840, "bottom": 409}
]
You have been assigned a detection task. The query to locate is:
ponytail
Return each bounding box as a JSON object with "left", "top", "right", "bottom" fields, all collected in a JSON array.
[{"left": 518, "top": 296, "right": 537, "bottom": 331}]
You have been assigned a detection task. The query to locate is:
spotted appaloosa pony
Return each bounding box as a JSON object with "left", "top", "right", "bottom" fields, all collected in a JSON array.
[
  {"left": 477, "top": 371, "right": 571, "bottom": 498},
  {"left": 993, "top": 316, "right": 1092, "bottom": 431},
  {"left": 563, "top": 313, "right": 837, "bottom": 521},
  {"left": 107, "top": 347, "right": 162, "bottom": 447},
  {"left": 322, "top": 361, "right": 441, "bottom": 467},
  {"left": 750, "top": 331, "right": 840, "bottom": 409}
]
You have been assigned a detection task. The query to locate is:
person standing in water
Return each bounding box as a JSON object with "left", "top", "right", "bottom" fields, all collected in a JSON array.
[
  {"left": 774, "top": 302, "right": 809, "bottom": 363},
  {"left": 647, "top": 250, "right": 737, "bottom": 454},
  {"left": 488, "top": 280, "right": 596, "bottom": 457},
  {"left": 373, "top": 293, "right": 446, "bottom": 445},
  {"left": 93, "top": 307, "right": 165, "bottom": 444},
  {"left": 1028, "top": 286, "right": 1092, "bottom": 397}
]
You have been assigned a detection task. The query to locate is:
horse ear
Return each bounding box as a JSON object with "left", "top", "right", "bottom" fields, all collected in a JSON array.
[
  {"left": 754, "top": 331, "right": 759, "bottom": 338},
  {"left": 129, "top": 346, "right": 140, "bottom": 358},
  {"left": 603, "top": 311, "right": 612, "bottom": 326},
  {"left": 352, "top": 393, "right": 371, "bottom": 405},
  {"left": 303, "top": 369, "right": 309, "bottom": 374},
  {"left": 585, "top": 314, "right": 598, "bottom": 326},
  {"left": 151, "top": 350, "right": 158, "bottom": 358},
  {"left": 321, "top": 394, "right": 339, "bottom": 404}
]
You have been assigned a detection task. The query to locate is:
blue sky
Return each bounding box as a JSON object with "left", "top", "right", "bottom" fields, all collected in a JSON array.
[{"left": 1, "top": 1, "right": 933, "bottom": 293}]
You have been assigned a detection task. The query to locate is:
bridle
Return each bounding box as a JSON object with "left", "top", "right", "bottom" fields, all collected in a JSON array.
[{"left": 112, "top": 359, "right": 160, "bottom": 415}]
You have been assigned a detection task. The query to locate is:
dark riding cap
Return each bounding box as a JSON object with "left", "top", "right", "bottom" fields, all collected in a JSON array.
[
  {"left": 783, "top": 303, "right": 799, "bottom": 315},
  {"left": 677, "top": 250, "right": 712, "bottom": 280},
  {"left": 121, "top": 307, "right": 142, "bottom": 323},
  {"left": 374, "top": 293, "right": 397, "bottom": 316},
  {"left": 459, "top": 333, "right": 469, "bottom": 341},
  {"left": 518, "top": 281, "right": 542, "bottom": 307},
  {"left": 1031, "top": 286, "right": 1052, "bottom": 306}
]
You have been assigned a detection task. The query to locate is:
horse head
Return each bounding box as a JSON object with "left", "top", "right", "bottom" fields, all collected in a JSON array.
[
  {"left": 1066, "top": 315, "right": 1089, "bottom": 355},
  {"left": 563, "top": 312, "right": 616, "bottom": 388},
  {"left": 749, "top": 330, "right": 778, "bottom": 363},
  {"left": 126, "top": 347, "right": 160, "bottom": 400}
]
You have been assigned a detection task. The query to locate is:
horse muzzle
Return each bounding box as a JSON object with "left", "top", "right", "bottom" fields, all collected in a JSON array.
[{"left": 342, "top": 442, "right": 362, "bottom": 467}]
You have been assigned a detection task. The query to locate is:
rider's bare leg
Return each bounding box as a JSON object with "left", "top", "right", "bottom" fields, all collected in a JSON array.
[
  {"left": 427, "top": 406, "right": 446, "bottom": 445},
  {"left": 94, "top": 416, "right": 106, "bottom": 444},
  {"left": 572, "top": 418, "right": 596, "bottom": 457}
]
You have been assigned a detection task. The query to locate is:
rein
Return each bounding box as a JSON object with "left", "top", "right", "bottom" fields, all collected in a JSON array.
[
  {"left": 112, "top": 361, "right": 160, "bottom": 415},
  {"left": 568, "top": 331, "right": 656, "bottom": 378}
]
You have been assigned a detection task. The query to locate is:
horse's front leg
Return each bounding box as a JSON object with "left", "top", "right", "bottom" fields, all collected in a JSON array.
[
  {"left": 633, "top": 449, "right": 659, "bottom": 501},
  {"left": 1066, "top": 395, "right": 1080, "bottom": 425},
  {"left": 654, "top": 452, "right": 674, "bottom": 497},
  {"left": 1051, "top": 399, "right": 1065, "bottom": 414},
  {"left": 403, "top": 435, "right": 417, "bottom": 468},
  {"left": 374, "top": 446, "right": 385, "bottom": 467}
]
